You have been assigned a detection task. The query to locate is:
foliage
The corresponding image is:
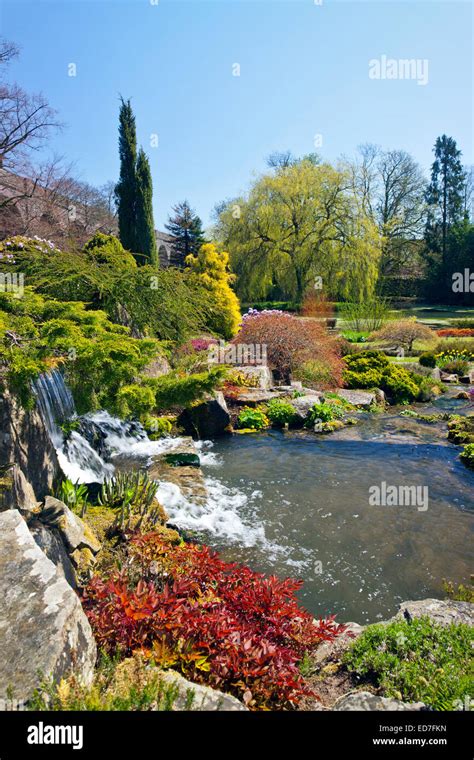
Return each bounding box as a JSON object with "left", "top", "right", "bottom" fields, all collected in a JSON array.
[
  {"left": 419, "top": 351, "right": 437, "bottom": 368},
  {"left": 237, "top": 406, "right": 269, "bottom": 431},
  {"left": 292, "top": 359, "right": 341, "bottom": 389},
  {"left": 234, "top": 310, "right": 343, "bottom": 385},
  {"left": 0, "top": 288, "right": 160, "bottom": 411},
  {"left": 82, "top": 534, "right": 347, "bottom": 709},
  {"left": 115, "top": 97, "right": 138, "bottom": 255},
  {"left": 339, "top": 297, "right": 389, "bottom": 332},
  {"left": 98, "top": 472, "right": 163, "bottom": 532},
  {"left": 306, "top": 401, "right": 345, "bottom": 426},
  {"left": 142, "top": 415, "right": 174, "bottom": 439},
  {"left": 437, "top": 328, "right": 474, "bottom": 337},
  {"left": 443, "top": 576, "right": 474, "bottom": 603},
  {"left": 135, "top": 148, "right": 158, "bottom": 266},
  {"left": 116, "top": 384, "right": 156, "bottom": 420},
  {"left": 266, "top": 398, "right": 298, "bottom": 427},
  {"left": 152, "top": 367, "right": 226, "bottom": 410},
  {"left": 165, "top": 200, "right": 206, "bottom": 267},
  {"left": 435, "top": 340, "right": 474, "bottom": 360},
  {"left": 185, "top": 243, "right": 241, "bottom": 339},
  {"left": 370, "top": 318, "right": 435, "bottom": 353},
  {"left": 2, "top": 235, "right": 212, "bottom": 343},
  {"left": 424, "top": 135, "right": 467, "bottom": 300},
  {"left": 438, "top": 358, "right": 469, "bottom": 375},
  {"left": 343, "top": 616, "right": 473, "bottom": 710},
  {"left": 28, "top": 653, "right": 182, "bottom": 712},
  {"left": 447, "top": 415, "right": 474, "bottom": 445},
  {"left": 114, "top": 100, "right": 156, "bottom": 264},
  {"left": 83, "top": 233, "right": 137, "bottom": 270},
  {"left": 343, "top": 351, "right": 422, "bottom": 402},
  {"left": 340, "top": 330, "right": 368, "bottom": 343},
  {"left": 215, "top": 158, "right": 382, "bottom": 303},
  {"left": 460, "top": 443, "right": 474, "bottom": 469},
  {"left": 55, "top": 478, "right": 89, "bottom": 517}
]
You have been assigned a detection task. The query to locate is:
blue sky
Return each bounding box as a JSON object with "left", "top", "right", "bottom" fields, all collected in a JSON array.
[{"left": 1, "top": 0, "right": 472, "bottom": 230}]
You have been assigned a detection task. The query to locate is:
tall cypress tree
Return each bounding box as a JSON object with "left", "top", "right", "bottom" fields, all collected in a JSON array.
[
  {"left": 135, "top": 148, "right": 158, "bottom": 265},
  {"left": 165, "top": 200, "right": 206, "bottom": 267},
  {"left": 425, "top": 135, "right": 466, "bottom": 271},
  {"left": 115, "top": 97, "right": 137, "bottom": 253}
]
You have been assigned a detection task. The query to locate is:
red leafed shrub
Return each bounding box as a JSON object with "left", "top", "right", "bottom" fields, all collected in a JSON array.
[
  {"left": 233, "top": 310, "right": 343, "bottom": 385},
  {"left": 437, "top": 328, "right": 474, "bottom": 337},
  {"left": 82, "top": 535, "right": 347, "bottom": 709}
]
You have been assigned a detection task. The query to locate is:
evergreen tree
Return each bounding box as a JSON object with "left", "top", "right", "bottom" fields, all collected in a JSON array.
[
  {"left": 165, "top": 200, "right": 206, "bottom": 267},
  {"left": 135, "top": 148, "right": 158, "bottom": 265},
  {"left": 115, "top": 98, "right": 137, "bottom": 253},
  {"left": 425, "top": 135, "right": 466, "bottom": 278}
]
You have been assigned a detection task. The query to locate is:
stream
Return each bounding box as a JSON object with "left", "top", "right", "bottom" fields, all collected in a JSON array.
[{"left": 35, "top": 371, "right": 474, "bottom": 624}]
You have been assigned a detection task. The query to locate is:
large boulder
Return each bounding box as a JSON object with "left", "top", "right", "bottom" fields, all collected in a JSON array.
[
  {"left": 234, "top": 365, "right": 273, "bottom": 390},
  {"left": 290, "top": 394, "right": 322, "bottom": 423},
  {"left": 394, "top": 599, "right": 474, "bottom": 627},
  {"left": 158, "top": 670, "right": 248, "bottom": 711},
  {"left": 335, "top": 389, "right": 376, "bottom": 407},
  {"left": 178, "top": 392, "right": 231, "bottom": 438},
  {"left": 29, "top": 520, "right": 78, "bottom": 589},
  {"left": 0, "top": 510, "right": 96, "bottom": 704},
  {"left": 333, "top": 691, "right": 428, "bottom": 711},
  {"left": 0, "top": 389, "right": 59, "bottom": 508}
]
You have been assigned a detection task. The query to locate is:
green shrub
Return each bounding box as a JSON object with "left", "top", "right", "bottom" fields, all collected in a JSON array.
[
  {"left": 142, "top": 415, "right": 174, "bottom": 439},
  {"left": 439, "top": 359, "right": 469, "bottom": 376},
  {"left": 237, "top": 406, "right": 269, "bottom": 430},
  {"left": 55, "top": 479, "right": 89, "bottom": 517},
  {"left": 443, "top": 576, "right": 474, "bottom": 603},
  {"left": 306, "top": 401, "right": 344, "bottom": 425},
  {"left": 419, "top": 351, "right": 437, "bottom": 368},
  {"left": 343, "top": 351, "right": 422, "bottom": 402},
  {"left": 339, "top": 298, "right": 390, "bottom": 332},
  {"left": 382, "top": 365, "right": 420, "bottom": 403},
  {"left": 152, "top": 367, "right": 226, "bottom": 410},
  {"left": 116, "top": 384, "right": 156, "bottom": 419},
  {"left": 266, "top": 399, "right": 298, "bottom": 427},
  {"left": 460, "top": 443, "right": 474, "bottom": 469},
  {"left": 344, "top": 617, "right": 474, "bottom": 710}
]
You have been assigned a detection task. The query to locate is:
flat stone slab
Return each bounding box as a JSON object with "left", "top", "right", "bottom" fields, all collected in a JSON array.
[
  {"left": 231, "top": 389, "right": 285, "bottom": 405},
  {"left": 336, "top": 389, "right": 376, "bottom": 407},
  {"left": 333, "top": 691, "right": 427, "bottom": 711},
  {"left": 158, "top": 670, "right": 248, "bottom": 711},
  {"left": 290, "top": 394, "right": 322, "bottom": 419},
  {"left": 394, "top": 599, "right": 474, "bottom": 627},
  {"left": 149, "top": 438, "right": 208, "bottom": 506},
  {"left": 0, "top": 510, "right": 96, "bottom": 704}
]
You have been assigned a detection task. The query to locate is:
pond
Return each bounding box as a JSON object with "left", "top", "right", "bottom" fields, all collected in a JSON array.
[{"left": 170, "top": 403, "right": 474, "bottom": 625}]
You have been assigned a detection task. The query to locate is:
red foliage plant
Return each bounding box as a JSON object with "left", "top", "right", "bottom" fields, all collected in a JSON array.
[
  {"left": 233, "top": 310, "right": 343, "bottom": 385},
  {"left": 437, "top": 328, "right": 474, "bottom": 337},
  {"left": 82, "top": 534, "right": 347, "bottom": 709}
]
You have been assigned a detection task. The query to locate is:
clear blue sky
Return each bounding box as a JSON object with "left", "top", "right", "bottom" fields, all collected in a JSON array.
[{"left": 1, "top": 0, "right": 472, "bottom": 230}]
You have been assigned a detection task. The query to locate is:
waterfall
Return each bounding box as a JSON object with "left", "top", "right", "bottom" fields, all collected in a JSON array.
[
  {"left": 33, "top": 369, "right": 75, "bottom": 446},
  {"left": 33, "top": 371, "right": 115, "bottom": 483},
  {"left": 32, "top": 371, "right": 184, "bottom": 484}
]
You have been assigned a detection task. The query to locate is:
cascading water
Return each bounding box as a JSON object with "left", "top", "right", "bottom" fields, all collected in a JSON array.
[
  {"left": 33, "top": 369, "right": 75, "bottom": 447},
  {"left": 32, "top": 370, "right": 275, "bottom": 553}
]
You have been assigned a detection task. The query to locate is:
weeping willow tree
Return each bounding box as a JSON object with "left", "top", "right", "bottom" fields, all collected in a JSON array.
[{"left": 214, "top": 158, "right": 382, "bottom": 304}]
